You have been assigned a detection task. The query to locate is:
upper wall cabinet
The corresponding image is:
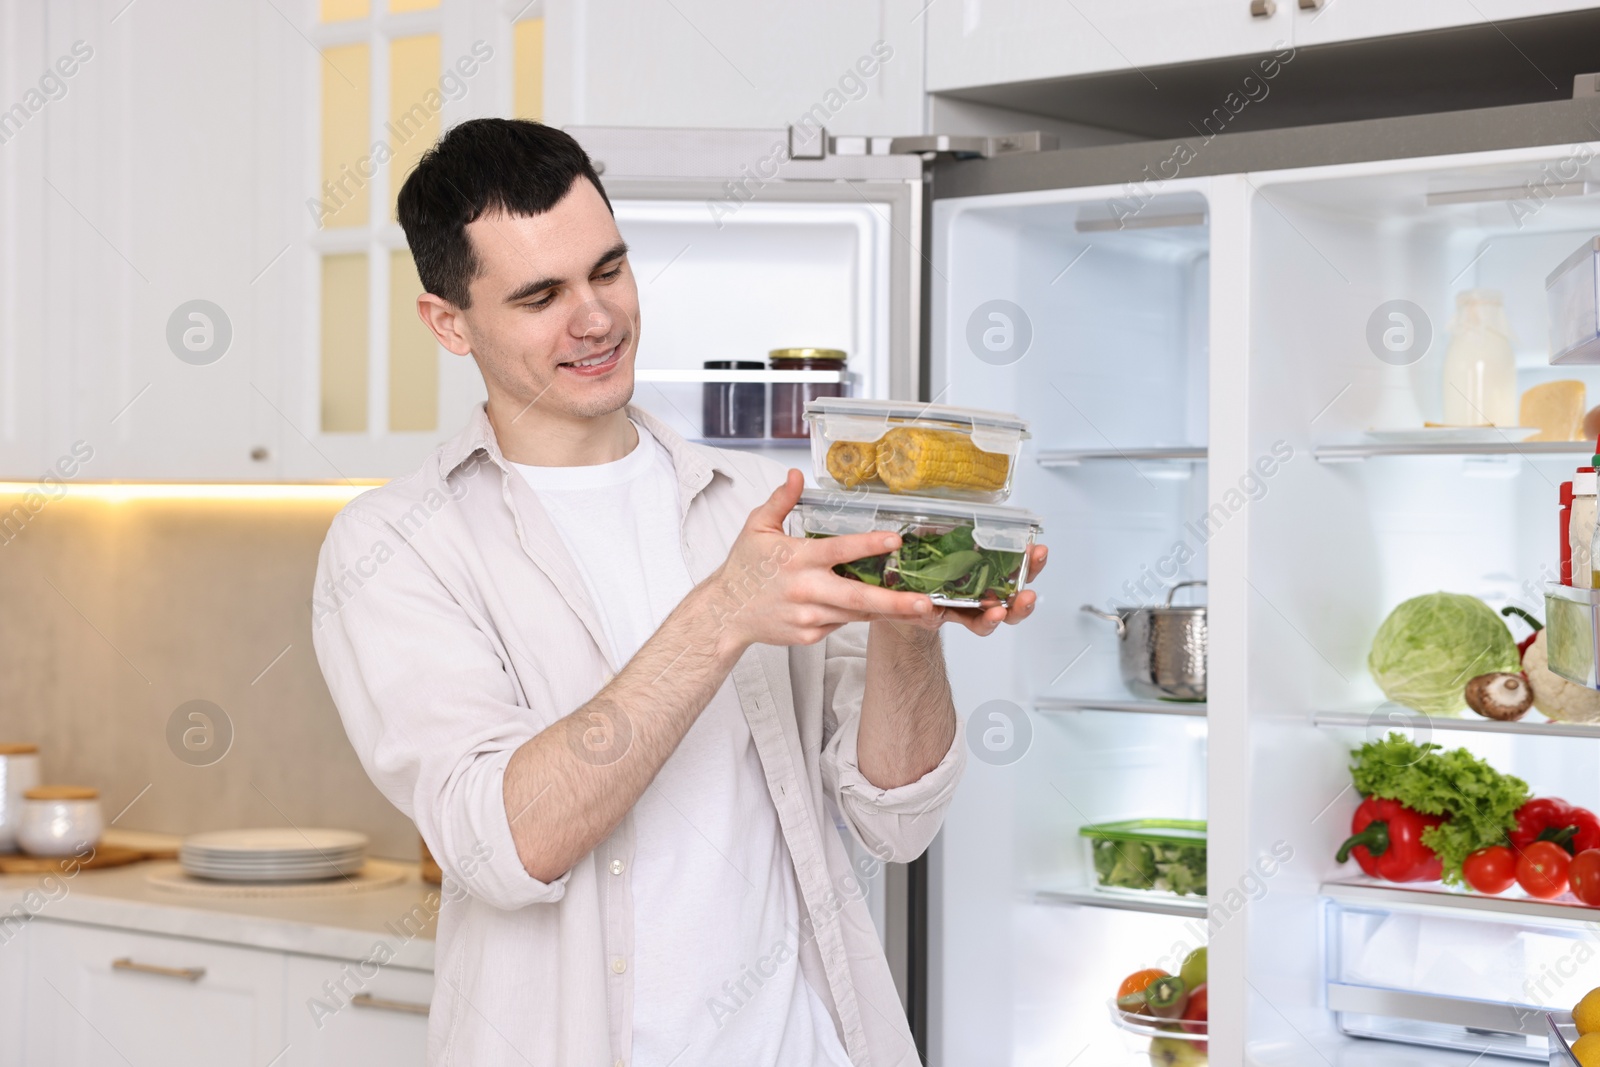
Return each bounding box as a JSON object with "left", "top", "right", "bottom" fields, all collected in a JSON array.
[{"left": 926, "top": 0, "right": 1596, "bottom": 94}]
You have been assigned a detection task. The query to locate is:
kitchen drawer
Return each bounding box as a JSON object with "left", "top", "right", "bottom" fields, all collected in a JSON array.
[
  {"left": 23, "top": 920, "right": 286, "bottom": 1067},
  {"left": 285, "top": 954, "right": 431, "bottom": 1066}
]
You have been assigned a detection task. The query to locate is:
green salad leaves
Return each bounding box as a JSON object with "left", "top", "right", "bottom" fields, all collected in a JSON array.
[
  {"left": 817, "top": 523, "right": 1023, "bottom": 601},
  {"left": 1350, "top": 733, "right": 1530, "bottom": 886},
  {"left": 1090, "top": 838, "right": 1207, "bottom": 897}
]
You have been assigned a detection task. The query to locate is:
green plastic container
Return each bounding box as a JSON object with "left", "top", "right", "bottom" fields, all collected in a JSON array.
[{"left": 1079, "top": 818, "right": 1207, "bottom": 898}]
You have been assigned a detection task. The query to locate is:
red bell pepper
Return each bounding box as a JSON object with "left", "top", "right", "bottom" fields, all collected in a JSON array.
[
  {"left": 1511, "top": 798, "right": 1600, "bottom": 855},
  {"left": 1336, "top": 797, "right": 1445, "bottom": 882},
  {"left": 1500, "top": 606, "right": 1544, "bottom": 658}
]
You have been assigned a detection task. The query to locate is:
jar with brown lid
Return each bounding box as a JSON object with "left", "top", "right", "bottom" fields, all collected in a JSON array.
[{"left": 770, "top": 348, "right": 847, "bottom": 438}]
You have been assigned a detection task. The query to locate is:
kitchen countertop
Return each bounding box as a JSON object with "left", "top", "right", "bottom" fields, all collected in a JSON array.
[{"left": 0, "top": 838, "right": 438, "bottom": 970}]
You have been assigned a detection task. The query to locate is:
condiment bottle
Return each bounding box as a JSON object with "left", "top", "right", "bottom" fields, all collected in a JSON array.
[
  {"left": 769, "top": 348, "right": 847, "bottom": 438},
  {"left": 1574, "top": 466, "right": 1597, "bottom": 588},
  {"left": 1562, "top": 481, "right": 1575, "bottom": 585},
  {"left": 1441, "top": 289, "right": 1517, "bottom": 427}
]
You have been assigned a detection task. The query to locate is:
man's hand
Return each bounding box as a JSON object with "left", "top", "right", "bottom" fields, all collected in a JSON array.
[{"left": 699, "top": 470, "right": 936, "bottom": 657}]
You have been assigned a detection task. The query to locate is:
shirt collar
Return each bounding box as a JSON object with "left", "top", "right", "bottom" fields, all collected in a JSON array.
[{"left": 439, "top": 402, "right": 738, "bottom": 500}]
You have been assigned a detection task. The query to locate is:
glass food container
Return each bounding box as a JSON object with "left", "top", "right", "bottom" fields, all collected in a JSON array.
[
  {"left": 770, "top": 348, "right": 848, "bottom": 438},
  {"left": 803, "top": 397, "right": 1031, "bottom": 504},
  {"left": 1079, "top": 818, "right": 1208, "bottom": 899},
  {"left": 1548, "top": 236, "right": 1600, "bottom": 365},
  {"left": 701, "top": 360, "right": 766, "bottom": 439},
  {"left": 796, "top": 489, "right": 1041, "bottom": 608},
  {"left": 17, "top": 785, "right": 103, "bottom": 857}
]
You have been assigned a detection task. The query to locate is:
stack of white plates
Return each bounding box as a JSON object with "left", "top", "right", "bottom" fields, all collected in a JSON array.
[{"left": 178, "top": 828, "right": 368, "bottom": 883}]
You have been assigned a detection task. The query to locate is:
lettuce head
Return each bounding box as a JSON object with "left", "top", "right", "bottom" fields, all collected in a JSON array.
[{"left": 1367, "top": 592, "right": 1521, "bottom": 716}]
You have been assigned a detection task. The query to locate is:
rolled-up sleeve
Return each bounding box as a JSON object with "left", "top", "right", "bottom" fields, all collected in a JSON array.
[
  {"left": 311, "top": 508, "right": 564, "bottom": 911},
  {"left": 817, "top": 623, "right": 967, "bottom": 864}
]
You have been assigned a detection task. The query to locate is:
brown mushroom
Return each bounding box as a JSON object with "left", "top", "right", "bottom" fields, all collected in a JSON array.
[{"left": 1464, "top": 672, "right": 1535, "bottom": 721}]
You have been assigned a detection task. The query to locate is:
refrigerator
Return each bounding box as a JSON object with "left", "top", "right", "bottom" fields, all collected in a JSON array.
[{"left": 575, "top": 98, "right": 1600, "bottom": 1066}]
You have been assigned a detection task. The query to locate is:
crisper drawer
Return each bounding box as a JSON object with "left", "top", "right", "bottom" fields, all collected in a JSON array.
[{"left": 1323, "top": 890, "right": 1586, "bottom": 1062}]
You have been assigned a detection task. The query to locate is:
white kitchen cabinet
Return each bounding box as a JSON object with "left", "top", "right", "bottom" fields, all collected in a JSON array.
[
  {"left": 1287, "top": 0, "right": 1595, "bottom": 49},
  {"left": 23, "top": 920, "right": 287, "bottom": 1067},
  {"left": 926, "top": 0, "right": 1596, "bottom": 92},
  {"left": 284, "top": 955, "right": 431, "bottom": 1066},
  {"left": 926, "top": 0, "right": 1291, "bottom": 93}
]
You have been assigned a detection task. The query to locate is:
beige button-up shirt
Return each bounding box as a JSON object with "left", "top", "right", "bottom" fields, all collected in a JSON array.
[{"left": 311, "top": 404, "right": 966, "bottom": 1066}]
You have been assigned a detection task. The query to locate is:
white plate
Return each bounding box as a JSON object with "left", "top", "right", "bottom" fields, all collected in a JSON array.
[
  {"left": 1363, "top": 426, "right": 1542, "bottom": 444},
  {"left": 181, "top": 865, "right": 356, "bottom": 883},
  {"left": 180, "top": 856, "right": 362, "bottom": 871},
  {"left": 180, "top": 847, "right": 364, "bottom": 864},
  {"left": 181, "top": 828, "right": 369, "bottom": 854}
]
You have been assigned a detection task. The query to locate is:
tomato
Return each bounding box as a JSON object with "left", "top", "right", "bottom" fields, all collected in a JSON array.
[
  {"left": 1516, "top": 840, "right": 1573, "bottom": 899},
  {"left": 1462, "top": 846, "right": 1517, "bottom": 894},
  {"left": 1571, "top": 849, "right": 1600, "bottom": 906},
  {"left": 1180, "top": 983, "right": 1208, "bottom": 1036},
  {"left": 1116, "top": 968, "right": 1169, "bottom": 1000}
]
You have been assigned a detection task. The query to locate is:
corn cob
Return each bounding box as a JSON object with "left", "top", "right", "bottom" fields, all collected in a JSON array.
[
  {"left": 825, "top": 440, "right": 878, "bottom": 487},
  {"left": 874, "top": 427, "right": 1010, "bottom": 493}
]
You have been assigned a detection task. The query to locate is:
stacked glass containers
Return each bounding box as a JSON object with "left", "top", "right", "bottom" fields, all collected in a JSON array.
[{"left": 796, "top": 397, "right": 1042, "bottom": 608}]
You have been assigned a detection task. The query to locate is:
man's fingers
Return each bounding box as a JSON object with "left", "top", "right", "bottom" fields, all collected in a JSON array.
[
  {"left": 805, "top": 530, "right": 901, "bottom": 567},
  {"left": 1025, "top": 544, "right": 1048, "bottom": 581},
  {"left": 808, "top": 573, "right": 933, "bottom": 619},
  {"left": 746, "top": 469, "right": 805, "bottom": 532}
]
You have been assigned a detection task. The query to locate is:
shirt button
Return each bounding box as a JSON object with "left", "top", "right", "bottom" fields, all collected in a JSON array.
[
  {"left": 609, "top": 859, "right": 624, "bottom": 875},
  {"left": 611, "top": 957, "right": 627, "bottom": 974}
]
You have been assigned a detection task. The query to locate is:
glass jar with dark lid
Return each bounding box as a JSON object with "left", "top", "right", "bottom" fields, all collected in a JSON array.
[
  {"left": 701, "top": 360, "right": 766, "bottom": 438},
  {"left": 770, "top": 348, "right": 847, "bottom": 438}
]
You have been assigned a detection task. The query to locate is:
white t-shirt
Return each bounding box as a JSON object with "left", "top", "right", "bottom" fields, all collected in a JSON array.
[{"left": 513, "top": 424, "right": 852, "bottom": 1067}]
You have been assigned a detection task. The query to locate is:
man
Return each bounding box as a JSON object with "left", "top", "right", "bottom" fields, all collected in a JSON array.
[{"left": 312, "top": 118, "right": 1045, "bottom": 1067}]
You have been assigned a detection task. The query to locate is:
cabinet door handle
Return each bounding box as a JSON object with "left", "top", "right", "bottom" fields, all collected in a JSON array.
[
  {"left": 112, "top": 957, "right": 206, "bottom": 981},
  {"left": 351, "top": 992, "right": 429, "bottom": 1016}
]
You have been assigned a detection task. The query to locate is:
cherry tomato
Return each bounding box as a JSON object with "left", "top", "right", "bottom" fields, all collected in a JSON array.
[
  {"left": 1571, "top": 849, "right": 1600, "bottom": 906},
  {"left": 1516, "top": 840, "right": 1572, "bottom": 899},
  {"left": 1462, "top": 845, "right": 1517, "bottom": 894}
]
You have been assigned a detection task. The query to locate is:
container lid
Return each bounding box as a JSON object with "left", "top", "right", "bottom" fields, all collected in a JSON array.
[
  {"left": 804, "top": 396, "right": 1030, "bottom": 436},
  {"left": 25, "top": 785, "right": 97, "bottom": 801},
  {"left": 1078, "top": 818, "right": 1207, "bottom": 845},
  {"left": 0, "top": 743, "right": 38, "bottom": 755},
  {"left": 769, "top": 347, "right": 847, "bottom": 361},
  {"left": 1577, "top": 471, "right": 1598, "bottom": 495},
  {"left": 799, "top": 488, "right": 1041, "bottom": 552}
]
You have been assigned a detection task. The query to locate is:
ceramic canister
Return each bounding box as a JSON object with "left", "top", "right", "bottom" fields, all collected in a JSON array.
[
  {"left": 17, "top": 786, "right": 102, "bottom": 858},
  {"left": 0, "top": 744, "right": 41, "bottom": 852}
]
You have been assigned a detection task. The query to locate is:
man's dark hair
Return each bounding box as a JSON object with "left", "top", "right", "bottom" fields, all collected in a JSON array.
[{"left": 396, "top": 118, "right": 611, "bottom": 308}]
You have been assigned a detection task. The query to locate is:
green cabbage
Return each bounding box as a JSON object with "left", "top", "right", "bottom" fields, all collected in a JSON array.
[{"left": 1367, "top": 593, "right": 1521, "bottom": 716}]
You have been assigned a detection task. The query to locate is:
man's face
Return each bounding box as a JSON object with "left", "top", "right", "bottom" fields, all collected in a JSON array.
[{"left": 454, "top": 179, "right": 638, "bottom": 421}]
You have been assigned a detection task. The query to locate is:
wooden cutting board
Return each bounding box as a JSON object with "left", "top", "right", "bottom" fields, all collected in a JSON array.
[{"left": 0, "top": 845, "right": 151, "bottom": 874}]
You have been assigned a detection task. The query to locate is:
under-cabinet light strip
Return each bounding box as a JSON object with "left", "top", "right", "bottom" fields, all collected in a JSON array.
[{"left": 0, "top": 482, "right": 383, "bottom": 504}]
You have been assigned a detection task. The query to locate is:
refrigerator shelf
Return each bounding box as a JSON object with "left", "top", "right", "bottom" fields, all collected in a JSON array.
[
  {"left": 1035, "top": 696, "right": 1207, "bottom": 718},
  {"left": 1312, "top": 440, "right": 1593, "bottom": 463},
  {"left": 635, "top": 368, "right": 854, "bottom": 384},
  {"left": 1033, "top": 886, "right": 1208, "bottom": 919},
  {"left": 1323, "top": 878, "right": 1600, "bottom": 927},
  {"left": 1037, "top": 446, "right": 1207, "bottom": 467},
  {"left": 1327, "top": 982, "right": 1569, "bottom": 1062},
  {"left": 686, "top": 438, "right": 810, "bottom": 450},
  {"left": 1311, "top": 707, "right": 1600, "bottom": 740}
]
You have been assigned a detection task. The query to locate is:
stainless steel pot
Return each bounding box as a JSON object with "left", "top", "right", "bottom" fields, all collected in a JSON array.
[{"left": 1081, "top": 581, "right": 1207, "bottom": 702}]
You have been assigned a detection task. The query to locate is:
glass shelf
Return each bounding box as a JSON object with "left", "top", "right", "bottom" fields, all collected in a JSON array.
[
  {"left": 1033, "top": 886, "right": 1209, "bottom": 919},
  {"left": 634, "top": 368, "right": 851, "bottom": 384},
  {"left": 1323, "top": 877, "right": 1600, "bottom": 927},
  {"left": 1035, "top": 696, "right": 1207, "bottom": 718},
  {"left": 1312, "top": 707, "right": 1600, "bottom": 740},
  {"left": 1036, "top": 446, "right": 1207, "bottom": 467},
  {"left": 1313, "top": 440, "right": 1593, "bottom": 463},
  {"left": 688, "top": 438, "right": 810, "bottom": 449}
]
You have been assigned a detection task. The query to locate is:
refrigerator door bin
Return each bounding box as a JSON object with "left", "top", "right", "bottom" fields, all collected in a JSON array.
[
  {"left": 1544, "top": 584, "right": 1600, "bottom": 689},
  {"left": 1324, "top": 895, "right": 1585, "bottom": 1061},
  {"left": 1546, "top": 236, "right": 1600, "bottom": 366}
]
